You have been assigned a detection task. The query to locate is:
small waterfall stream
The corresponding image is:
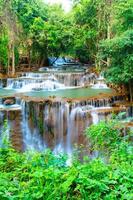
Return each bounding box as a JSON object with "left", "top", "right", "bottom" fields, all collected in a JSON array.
[
  {"left": 21, "top": 100, "right": 46, "bottom": 151},
  {"left": 0, "top": 80, "right": 3, "bottom": 89}
]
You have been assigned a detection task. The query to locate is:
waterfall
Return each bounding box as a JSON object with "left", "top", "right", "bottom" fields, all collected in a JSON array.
[
  {"left": 0, "top": 115, "right": 10, "bottom": 148},
  {"left": 0, "top": 95, "right": 132, "bottom": 154},
  {"left": 0, "top": 68, "right": 131, "bottom": 154},
  {"left": 21, "top": 100, "right": 46, "bottom": 151},
  {"left": 0, "top": 98, "right": 2, "bottom": 105},
  {"left": 91, "top": 111, "right": 99, "bottom": 124},
  {"left": 67, "top": 107, "right": 80, "bottom": 149},
  {"left": 53, "top": 103, "right": 65, "bottom": 154},
  {"left": 0, "top": 79, "right": 3, "bottom": 88},
  {"left": 92, "top": 75, "right": 109, "bottom": 89},
  {"left": 80, "top": 73, "right": 97, "bottom": 86},
  {"left": 5, "top": 72, "right": 97, "bottom": 91},
  {"left": 19, "top": 100, "right": 93, "bottom": 155}
]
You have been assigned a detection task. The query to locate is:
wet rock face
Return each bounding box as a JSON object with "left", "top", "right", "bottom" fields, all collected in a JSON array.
[
  {"left": 4, "top": 98, "right": 15, "bottom": 105},
  {"left": 22, "top": 100, "right": 93, "bottom": 152},
  {"left": 0, "top": 109, "right": 23, "bottom": 151},
  {"left": 0, "top": 79, "right": 7, "bottom": 88},
  {"left": 9, "top": 110, "right": 23, "bottom": 151},
  {"left": 108, "top": 83, "right": 127, "bottom": 95}
]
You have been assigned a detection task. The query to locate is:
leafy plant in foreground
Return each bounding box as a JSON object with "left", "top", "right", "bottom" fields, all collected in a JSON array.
[{"left": 0, "top": 119, "right": 132, "bottom": 199}]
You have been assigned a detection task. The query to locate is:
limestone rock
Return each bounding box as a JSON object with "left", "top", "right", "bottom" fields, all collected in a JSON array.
[{"left": 4, "top": 98, "right": 15, "bottom": 106}]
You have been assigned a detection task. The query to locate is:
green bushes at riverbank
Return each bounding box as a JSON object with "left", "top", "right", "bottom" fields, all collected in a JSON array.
[{"left": 0, "top": 120, "right": 133, "bottom": 200}]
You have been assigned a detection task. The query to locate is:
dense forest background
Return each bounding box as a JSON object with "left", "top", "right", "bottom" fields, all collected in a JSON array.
[{"left": 0, "top": 0, "right": 133, "bottom": 95}]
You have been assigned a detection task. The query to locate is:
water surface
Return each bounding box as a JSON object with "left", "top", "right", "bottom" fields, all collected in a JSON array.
[{"left": 26, "top": 87, "right": 113, "bottom": 98}]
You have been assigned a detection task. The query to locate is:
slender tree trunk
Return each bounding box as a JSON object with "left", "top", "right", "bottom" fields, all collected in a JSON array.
[
  {"left": 107, "top": 24, "right": 111, "bottom": 67},
  {"left": 11, "top": 43, "right": 15, "bottom": 75},
  {"left": 129, "top": 80, "right": 133, "bottom": 102},
  {"left": 28, "top": 48, "right": 31, "bottom": 69},
  {"left": 40, "top": 52, "right": 49, "bottom": 67},
  {"left": 97, "top": 4, "right": 101, "bottom": 70},
  {"left": 40, "top": 56, "right": 49, "bottom": 67},
  {"left": 7, "top": 49, "right": 10, "bottom": 75},
  {"left": 40, "top": 57, "right": 45, "bottom": 67},
  {"left": 107, "top": 0, "right": 112, "bottom": 67}
]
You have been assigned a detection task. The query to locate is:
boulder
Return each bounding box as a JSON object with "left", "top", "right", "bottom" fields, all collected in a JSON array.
[{"left": 4, "top": 99, "right": 15, "bottom": 106}]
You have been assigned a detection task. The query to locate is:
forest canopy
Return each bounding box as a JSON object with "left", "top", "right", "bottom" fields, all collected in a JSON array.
[{"left": 0, "top": 0, "right": 132, "bottom": 94}]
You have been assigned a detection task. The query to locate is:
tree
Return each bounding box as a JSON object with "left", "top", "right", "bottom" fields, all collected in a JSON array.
[
  {"left": 0, "top": 0, "right": 20, "bottom": 75},
  {"left": 71, "top": 0, "right": 112, "bottom": 65},
  {"left": 100, "top": 0, "right": 133, "bottom": 100},
  {"left": 11, "top": 1, "right": 73, "bottom": 67},
  {"left": 12, "top": 0, "right": 49, "bottom": 67}
]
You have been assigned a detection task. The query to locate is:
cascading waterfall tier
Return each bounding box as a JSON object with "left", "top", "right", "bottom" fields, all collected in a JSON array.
[
  {"left": 0, "top": 94, "right": 131, "bottom": 155},
  {"left": 91, "top": 75, "right": 109, "bottom": 89},
  {"left": 4, "top": 72, "right": 97, "bottom": 91},
  {"left": 0, "top": 94, "right": 130, "bottom": 154},
  {"left": 19, "top": 96, "right": 132, "bottom": 153}
]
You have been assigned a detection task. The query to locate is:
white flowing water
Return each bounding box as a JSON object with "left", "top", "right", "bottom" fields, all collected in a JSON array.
[
  {"left": 91, "top": 111, "right": 99, "bottom": 124},
  {"left": 92, "top": 75, "right": 109, "bottom": 89},
  {"left": 92, "top": 83, "right": 109, "bottom": 89},
  {"left": 0, "top": 111, "right": 10, "bottom": 148},
  {"left": 0, "top": 104, "right": 21, "bottom": 111},
  {"left": 4, "top": 72, "right": 97, "bottom": 91},
  {"left": 21, "top": 100, "right": 46, "bottom": 151},
  {"left": 0, "top": 80, "right": 3, "bottom": 88}
]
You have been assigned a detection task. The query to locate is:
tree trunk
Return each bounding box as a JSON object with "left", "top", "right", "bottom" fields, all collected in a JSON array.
[
  {"left": 28, "top": 48, "right": 31, "bottom": 69},
  {"left": 107, "top": 24, "right": 111, "bottom": 67},
  {"left": 40, "top": 54, "right": 49, "bottom": 67},
  {"left": 129, "top": 80, "right": 133, "bottom": 102},
  {"left": 107, "top": 0, "right": 112, "bottom": 67},
  {"left": 7, "top": 47, "right": 10, "bottom": 75},
  {"left": 11, "top": 43, "right": 15, "bottom": 75}
]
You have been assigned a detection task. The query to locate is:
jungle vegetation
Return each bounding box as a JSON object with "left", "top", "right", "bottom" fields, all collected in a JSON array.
[
  {"left": 0, "top": 0, "right": 132, "bottom": 88},
  {"left": 0, "top": 118, "right": 132, "bottom": 199}
]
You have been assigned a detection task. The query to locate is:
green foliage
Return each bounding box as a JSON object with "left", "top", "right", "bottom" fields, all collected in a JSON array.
[
  {"left": 101, "top": 30, "right": 133, "bottom": 84},
  {"left": 0, "top": 120, "right": 10, "bottom": 149},
  {"left": 0, "top": 146, "right": 132, "bottom": 199},
  {"left": 86, "top": 118, "right": 133, "bottom": 156},
  {"left": 9, "top": 0, "right": 74, "bottom": 66},
  {"left": 71, "top": 0, "right": 110, "bottom": 63},
  {"left": 0, "top": 119, "right": 132, "bottom": 199},
  {"left": 86, "top": 119, "right": 124, "bottom": 152},
  {"left": 0, "top": 34, "right": 8, "bottom": 68},
  {"left": 0, "top": 0, "right": 132, "bottom": 72},
  {"left": 100, "top": 0, "right": 133, "bottom": 94},
  {"left": 12, "top": 0, "right": 48, "bottom": 33},
  {"left": 114, "top": 0, "right": 133, "bottom": 32}
]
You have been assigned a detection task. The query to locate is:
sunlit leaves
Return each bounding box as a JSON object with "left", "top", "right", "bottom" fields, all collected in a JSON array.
[{"left": 101, "top": 30, "right": 133, "bottom": 84}]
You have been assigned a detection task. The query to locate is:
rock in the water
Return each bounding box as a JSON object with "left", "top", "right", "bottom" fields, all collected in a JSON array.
[{"left": 4, "top": 99, "right": 15, "bottom": 105}]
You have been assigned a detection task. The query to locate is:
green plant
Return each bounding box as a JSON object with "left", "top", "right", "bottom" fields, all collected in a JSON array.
[
  {"left": 0, "top": 118, "right": 132, "bottom": 199},
  {"left": 0, "top": 120, "right": 10, "bottom": 149},
  {"left": 86, "top": 119, "right": 124, "bottom": 153}
]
